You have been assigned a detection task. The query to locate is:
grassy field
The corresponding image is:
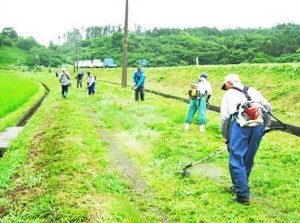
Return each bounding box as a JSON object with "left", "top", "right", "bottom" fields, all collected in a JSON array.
[
  {"left": 89, "top": 63, "right": 300, "bottom": 126},
  {"left": 0, "top": 70, "right": 45, "bottom": 131},
  {"left": 0, "top": 65, "right": 299, "bottom": 222},
  {"left": 0, "top": 46, "right": 28, "bottom": 70}
]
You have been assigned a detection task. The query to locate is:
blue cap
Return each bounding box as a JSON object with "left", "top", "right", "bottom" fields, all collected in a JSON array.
[{"left": 199, "top": 72, "right": 208, "bottom": 79}]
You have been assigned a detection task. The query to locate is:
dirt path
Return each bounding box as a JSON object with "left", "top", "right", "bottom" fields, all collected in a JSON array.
[
  {"left": 88, "top": 111, "right": 169, "bottom": 222},
  {"left": 97, "top": 128, "right": 148, "bottom": 191}
]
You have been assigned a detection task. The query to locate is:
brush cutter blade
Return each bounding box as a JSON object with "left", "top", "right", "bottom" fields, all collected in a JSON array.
[{"left": 180, "top": 169, "right": 191, "bottom": 177}]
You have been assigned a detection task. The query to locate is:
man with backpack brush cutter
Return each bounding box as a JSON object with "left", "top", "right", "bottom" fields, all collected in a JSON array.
[
  {"left": 184, "top": 72, "right": 212, "bottom": 132},
  {"left": 220, "top": 73, "right": 272, "bottom": 205}
]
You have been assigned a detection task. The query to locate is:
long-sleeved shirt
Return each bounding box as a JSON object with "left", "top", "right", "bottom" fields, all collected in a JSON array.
[
  {"left": 86, "top": 74, "right": 95, "bottom": 87},
  {"left": 221, "top": 83, "right": 270, "bottom": 121},
  {"left": 220, "top": 83, "right": 271, "bottom": 141},
  {"left": 59, "top": 72, "right": 71, "bottom": 86},
  {"left": 195, "top": 78, "right": 212, "bottom": 96},
  {"left": 132, "top": 71, "right": 145, "bottom": 88}
]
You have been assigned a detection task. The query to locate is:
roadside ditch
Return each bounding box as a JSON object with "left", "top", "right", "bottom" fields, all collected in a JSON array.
[{"left": 0, "top": 83, "right": 49, "bottom": 157}]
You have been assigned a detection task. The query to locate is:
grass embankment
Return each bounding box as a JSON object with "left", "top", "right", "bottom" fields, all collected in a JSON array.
[
  {"left": 91, "top": 63, "right": 300, "bottom": 126},
  {"left": 0, "top": 66, "right": 299, "bottom": 222},
  {"left": 0, "top": 70, "right": 45, "bottom": 132},
  {"left": 0, "top": 46, "right": 28, "bottom": 70}
]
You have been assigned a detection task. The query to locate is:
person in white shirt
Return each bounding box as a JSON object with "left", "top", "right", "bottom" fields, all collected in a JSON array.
[
  {"left": 220, "top": 73, "right": 271, "bottom": 205},
  {"left": 86, "top": 72, "right": 96, "bottom": 96},
  {"left": 58, "top": 68, "right": 71, "bottom": 98},
  {"left": 184, "top": 72, "right": 212, "bottom": 132}
]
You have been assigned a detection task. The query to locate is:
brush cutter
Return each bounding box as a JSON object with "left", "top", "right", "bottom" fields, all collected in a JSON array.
[
  {"left": 180, "top": 148, "right": 227, "bottom": 177},
  {"left": 86, "top": 86, "right": 89, "bottom": 101},
  {"left": 122, "top": 89, "right": 135, "bottom": 108},
  {"left": 180, "top": 111, "right": 287, "bottom": 177}
]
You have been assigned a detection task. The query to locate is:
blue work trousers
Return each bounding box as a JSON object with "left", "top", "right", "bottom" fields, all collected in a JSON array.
[
  {"left": 88, "top": 82, "right": 96, "bottom": 95},
  {"left": 229, "top": 120, "right": 264, "bottom": 200}
]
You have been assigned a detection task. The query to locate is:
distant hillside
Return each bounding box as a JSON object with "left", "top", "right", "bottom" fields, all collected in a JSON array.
[
  {"left": 1, "top": 24, "right": 300, "bottom": 69},
  {"left": 0, "top": 46, "right": 28, "bottom": 69},
  {"left": 69, "top": 23, "right": 300, "bottom": 67}
]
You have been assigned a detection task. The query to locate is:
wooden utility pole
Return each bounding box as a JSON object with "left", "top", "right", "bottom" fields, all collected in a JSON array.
[
  {"left": 74, "top": 38, "right": 78, "bottom": 72},
  {"left": 48, "top": 48, "right": 51, "bottom": 72},
  {"left": 122, "top": 0, "right": 129, "bottom": 87}
]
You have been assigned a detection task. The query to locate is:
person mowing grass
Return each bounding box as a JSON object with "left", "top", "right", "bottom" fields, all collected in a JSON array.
[
  {"left": 220, "top": 73, "right": 272, "bottom": 205},
  {"left": 86, "top": 72, "right": 96, "bottom": 97},
  {"left": 184, "top": 72, "right": 212, "bottom": 132},
  {"left": 132, "top": 67, "right": 145, "bottom": 102},
  {"left": 76, "top": 71, "right": 84, "bottom": 88},
  {"left": 58, "top": 68, "right": 71, "bottom": 98}
]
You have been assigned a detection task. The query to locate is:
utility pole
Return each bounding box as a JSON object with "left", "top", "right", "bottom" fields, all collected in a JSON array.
[
  {"left": 74, "top": 38, "right": 78, "bottom": 72},
  {"left": 122, "top": 0, "right": 129, "bottom": 87},
  {"left": 48, "top": 48, "right": 52, "bottom": 73}
]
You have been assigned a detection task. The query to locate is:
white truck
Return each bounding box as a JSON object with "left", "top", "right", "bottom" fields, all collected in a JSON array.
[
  {"left": 76, "top": 59, "right": 103, "bottom": 68},
  {"left": 92, "top": 59, "right": 103, "bottom": 68}
]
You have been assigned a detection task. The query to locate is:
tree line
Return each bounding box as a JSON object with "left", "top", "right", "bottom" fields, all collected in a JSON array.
[{"left": 1, "top": 23, "right": 300, "bottom": 68}]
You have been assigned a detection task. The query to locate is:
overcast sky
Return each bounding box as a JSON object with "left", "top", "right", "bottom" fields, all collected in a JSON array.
[{"left": 1, "top": 0, "right": 299, "bottom": 46}]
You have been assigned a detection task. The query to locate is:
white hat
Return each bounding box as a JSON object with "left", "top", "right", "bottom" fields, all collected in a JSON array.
[{"left": 221, "top": 74, "right": 241, "bottom": 90}]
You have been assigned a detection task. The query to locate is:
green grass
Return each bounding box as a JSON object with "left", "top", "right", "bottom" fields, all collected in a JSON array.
[
  {"left": 0, "top": 70, "right": 44, "bottom": 131},
  {"left": 89, "top": 63, "right": 300, "bottom": 125},
  {"left": 0, "top": 65, "right": 299, "bottom": 222},
  {"left": 0, "top": 46, "right": 28, "bottom": 69},
  {"left": 0, "top": 71, "right": 39, "bottom": 118}
]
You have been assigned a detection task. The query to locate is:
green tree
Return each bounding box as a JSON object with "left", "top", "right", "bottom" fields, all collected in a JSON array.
[{"left": 2, "top": 27, "right": 18, "bottom": 39}]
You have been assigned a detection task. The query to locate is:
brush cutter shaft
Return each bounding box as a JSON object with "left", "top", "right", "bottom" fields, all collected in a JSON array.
[
  {"left": 130, "top": 89, "right": 135, "bottom": 101},
  {"left": 183, "top": 148, "right": 227, "bottom": 170},
  {"left": 193, "top": 148, "right": 227, "bottom": 165}
]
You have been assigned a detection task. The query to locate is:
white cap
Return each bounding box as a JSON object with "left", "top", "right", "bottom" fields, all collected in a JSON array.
[
  {"left": 224, "top": 74, "right": 240, "bottom": 83},
  {"left": 221, "top": 74, "right": 241, "bottom": 90}
]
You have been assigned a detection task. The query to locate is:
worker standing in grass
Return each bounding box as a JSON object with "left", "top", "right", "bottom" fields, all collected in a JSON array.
[
  {"left": 184, "top": 72, "right": 212, "bottom": 132},
  {"left": 132, "top": 67, "right": 145, "bottom": 102},
  {"left": 58, "top": 68, "right": 71, "bottom": 98},
  {"left": 76, "top": 71, "right": 84, "bottom": 88},
  {"left": 220, "top": 73, "right": 272, "bottom": 205},
  {"left": 86, "top": 71, "right": 96, "bottom": 97}
]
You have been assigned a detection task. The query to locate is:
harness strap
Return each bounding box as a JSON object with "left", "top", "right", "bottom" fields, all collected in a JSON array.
[{"left": 231, "top": 86, "right": 251, "bottom": 101}]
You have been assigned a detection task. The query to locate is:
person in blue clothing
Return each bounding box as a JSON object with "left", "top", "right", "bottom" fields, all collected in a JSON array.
[
  {"left": 132, "top": 67, "right": 145, "bottom": 102},
  {"left": 221, "top": 73, "right": 271, "bottom": 205}
]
